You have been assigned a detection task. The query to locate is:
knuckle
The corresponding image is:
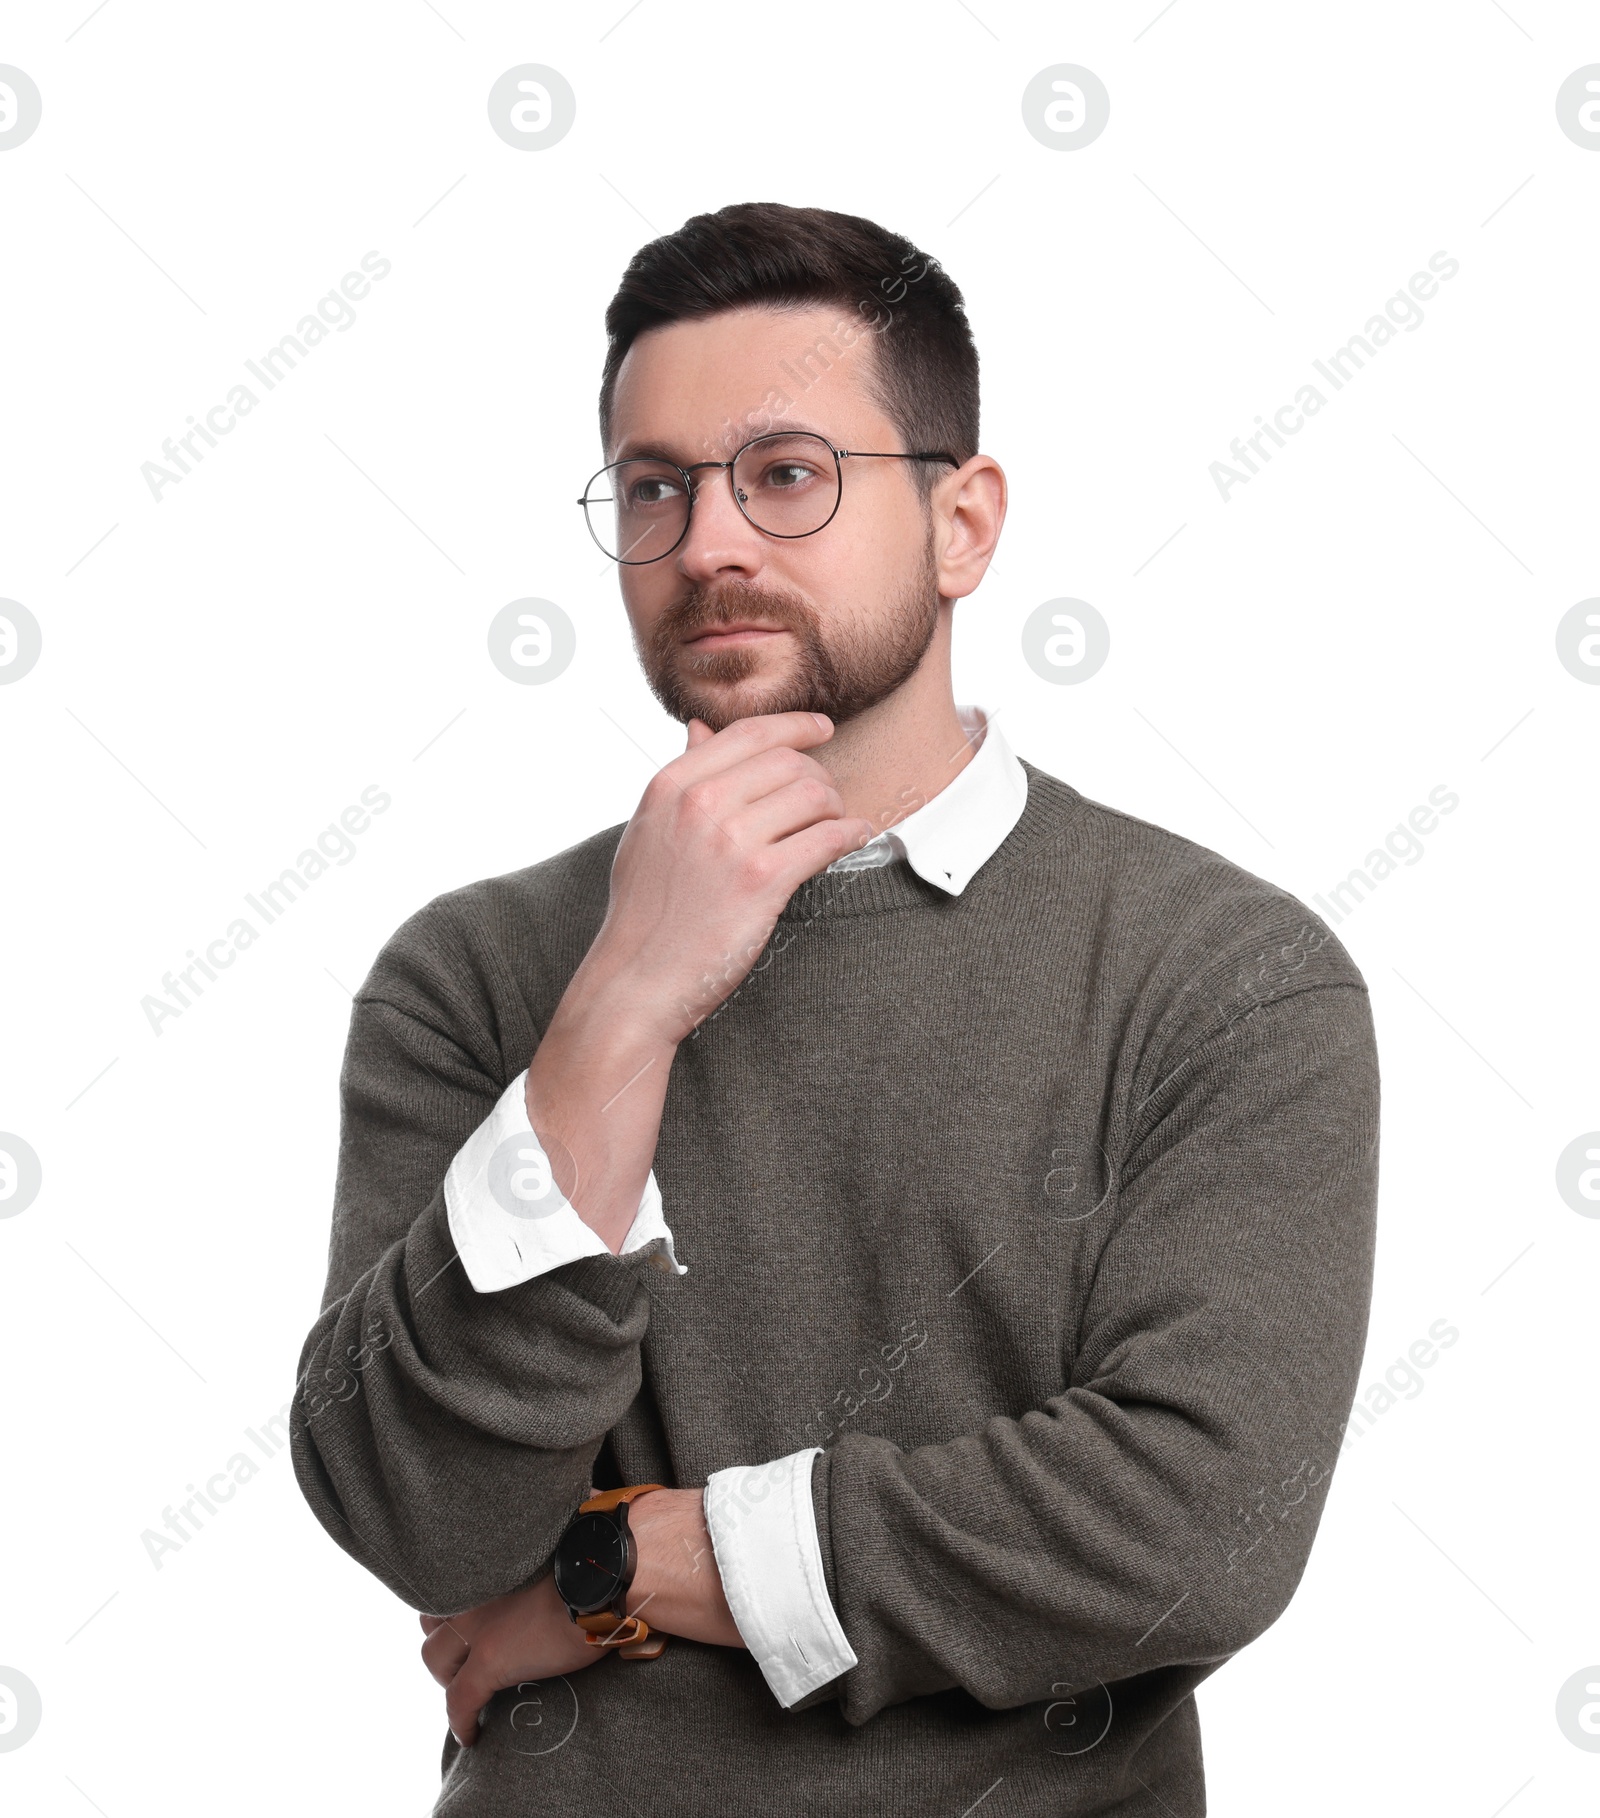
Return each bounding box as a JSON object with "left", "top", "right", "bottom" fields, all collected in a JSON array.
[
  {"left": 735, "top": 850, "right": 775, "bottom": 893},
  {"left": 641, "top": 770, "right": 678, "bottom": 813},
  {"left": 680, "top": 779, "right": 719, "bottom": 819}
]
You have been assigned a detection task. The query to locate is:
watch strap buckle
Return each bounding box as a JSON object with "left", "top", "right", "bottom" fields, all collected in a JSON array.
[{"left": 574, "top": 1611, "right": 668, "bottom": 1659}]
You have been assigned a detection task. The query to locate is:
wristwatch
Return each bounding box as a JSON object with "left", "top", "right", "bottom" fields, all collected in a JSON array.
[{"left": 551, "top": 1484, "right": 669, "bottom": 1660}]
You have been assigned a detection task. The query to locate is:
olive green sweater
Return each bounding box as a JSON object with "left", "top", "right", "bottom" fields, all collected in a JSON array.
[{"left": 291, "top": 760, "right": 1380, "bottom": 1816}]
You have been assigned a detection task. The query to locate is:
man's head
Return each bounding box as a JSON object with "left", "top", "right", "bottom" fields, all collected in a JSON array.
[{"left": 594, "top": 203, "right": 1002, "bottom": 734}]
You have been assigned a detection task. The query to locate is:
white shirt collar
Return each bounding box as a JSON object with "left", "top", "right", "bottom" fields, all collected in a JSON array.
[{"left": 825, "top": 705, "right": 1028, "bottom": 897}]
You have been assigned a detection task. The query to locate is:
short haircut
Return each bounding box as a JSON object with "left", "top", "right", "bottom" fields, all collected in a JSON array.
[{"left": 599, "top": 201, "right": 980, "bottom": 502}]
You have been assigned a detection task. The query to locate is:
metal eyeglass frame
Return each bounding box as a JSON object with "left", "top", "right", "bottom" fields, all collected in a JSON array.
[{"left": 577, "top": 431, "right": 961, "bottom": 565}]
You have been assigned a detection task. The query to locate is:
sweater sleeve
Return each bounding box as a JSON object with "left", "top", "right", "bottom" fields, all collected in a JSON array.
[
  {"left": 288, "top": 897, "right": 668, "bottom": 1616},
  {"left": 802, "top": 980, "right": 1380, "bottom": 1726}
]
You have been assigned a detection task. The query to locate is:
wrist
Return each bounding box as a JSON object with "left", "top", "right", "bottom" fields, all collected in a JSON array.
[
  {"left": 532, "top": 969, "right": 679, "bottom": 1103},
  {"left": 564, "top": 935, "right": 711, "bottom": 1053},
  {"left": 627, "top": 1488, "right": 743, "bottom": 1649},
  {"left": 537, "top": 1570, "right": 617, "bottom": 1674},
  {"left": 522, "top": 977, "right": 678, "bottom": 1255}
]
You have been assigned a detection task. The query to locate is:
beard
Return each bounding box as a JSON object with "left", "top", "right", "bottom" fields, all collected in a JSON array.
[{"left": 636, "top": 533, "right": 941, "bottom": 734}]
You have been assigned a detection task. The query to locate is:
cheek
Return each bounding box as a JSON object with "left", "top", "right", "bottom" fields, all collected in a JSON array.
[
  {"left": 813, "top": 510, "right": 912, "bottom": 592},
  {"left": 775, "top": 550, "right": 866, "bottom": 634},
  {"left": 620, "top": 578, "right": 665, "bottom": 639}
]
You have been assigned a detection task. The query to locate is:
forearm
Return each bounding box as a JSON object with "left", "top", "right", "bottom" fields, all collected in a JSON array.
[
  {"left": 291, "top": 1188, "right": 654, "bottom": 1614},
  {"left": 525, "top": 965, "right": 679, "bottom": 1255}
]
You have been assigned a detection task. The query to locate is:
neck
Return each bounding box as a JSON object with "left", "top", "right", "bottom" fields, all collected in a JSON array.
[{"left": 809, "top": 639, "right": 978, "bottom": 833}]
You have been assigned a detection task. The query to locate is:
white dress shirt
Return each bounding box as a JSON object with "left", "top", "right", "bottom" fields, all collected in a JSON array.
[{"left": 443, "top": 704, "right": 1028, "bottom": 1706}]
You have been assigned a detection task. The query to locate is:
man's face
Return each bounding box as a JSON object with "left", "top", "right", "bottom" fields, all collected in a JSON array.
[{"left": 603, "top": 304, "right": 944, "bottom": 733}]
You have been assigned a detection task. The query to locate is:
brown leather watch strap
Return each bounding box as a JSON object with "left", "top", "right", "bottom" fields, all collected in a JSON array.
[{"left": 578, "top": 1482, "right": 666, "bottom": 1514}]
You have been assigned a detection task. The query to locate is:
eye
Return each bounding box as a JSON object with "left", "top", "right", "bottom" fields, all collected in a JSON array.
[
  {"left": 761, "top": 461, "right": 820, "bottom": 491},
  {"left": 627, "top": 475, "right": 682, "bottom": 507}
]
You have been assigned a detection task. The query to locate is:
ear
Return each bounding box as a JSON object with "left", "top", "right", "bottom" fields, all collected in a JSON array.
[{"left": 932, "top": 455, "right": 1007, "bottom": 603}]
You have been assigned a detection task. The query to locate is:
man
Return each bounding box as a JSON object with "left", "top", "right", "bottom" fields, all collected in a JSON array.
[{"left": 291, "top": 201, "right": 1379, "bottom": 1816}]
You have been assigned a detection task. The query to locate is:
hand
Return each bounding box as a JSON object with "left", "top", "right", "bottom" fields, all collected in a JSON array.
[
  {"left": 419, "top": 1572, "right": 607, "bottom": 1749},
  {"left": 419, "top": 1490, "right": 744, "bottom": 1747},
  {"left": 580, "top": 711, "right": 877, "bottom": 1048}
]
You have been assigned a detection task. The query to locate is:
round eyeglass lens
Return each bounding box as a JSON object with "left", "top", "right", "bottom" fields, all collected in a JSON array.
[
  {"left": 731, "top": 433, "right": 840, "bottom": 537},
  {"left": 585, "top": 459, "right": 691, "bottom": 564}
]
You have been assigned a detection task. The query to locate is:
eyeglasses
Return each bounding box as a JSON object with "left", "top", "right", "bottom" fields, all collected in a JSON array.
[{"left": 577, "top": 431, "right": 959, "bottom": 565}]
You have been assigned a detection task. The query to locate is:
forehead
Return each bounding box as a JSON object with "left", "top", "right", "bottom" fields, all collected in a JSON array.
[{"left": 607, "top": 303, "right": 892, "bottom": 461}]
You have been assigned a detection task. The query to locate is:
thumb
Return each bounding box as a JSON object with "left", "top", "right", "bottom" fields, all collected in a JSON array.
[{"left": 685, "top": 717, "right": 714, "bottom": 749}]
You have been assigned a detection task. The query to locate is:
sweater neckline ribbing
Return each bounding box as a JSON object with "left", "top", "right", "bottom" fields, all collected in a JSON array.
[{"left": 774, "top": 761, "right": 1082, "bottom": 923}]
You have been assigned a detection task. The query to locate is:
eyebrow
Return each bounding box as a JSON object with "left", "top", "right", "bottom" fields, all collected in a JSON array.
[{"left": 610, "top": 420, "right": 835, "bottom": 464}]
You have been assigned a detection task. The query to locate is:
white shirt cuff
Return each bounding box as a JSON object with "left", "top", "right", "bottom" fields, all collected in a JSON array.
[
  {"left": 443, "top": 1069, "right": 685, "bottom": 1293},
  {"left": 703, "top": 1448, "right": 857, "bottom": 1708}
]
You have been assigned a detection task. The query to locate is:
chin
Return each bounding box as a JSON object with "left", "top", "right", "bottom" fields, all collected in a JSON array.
[
  {"left": 670, "top": 658, "right": 805, "bottom": 726},
  {"left": 686, "top": 685, "right": 810, "bottom": 733}
]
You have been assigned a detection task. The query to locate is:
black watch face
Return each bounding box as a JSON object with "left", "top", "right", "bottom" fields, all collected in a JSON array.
[{"left": 554, "top": 1511, "right": 627, "bottom": 1611}]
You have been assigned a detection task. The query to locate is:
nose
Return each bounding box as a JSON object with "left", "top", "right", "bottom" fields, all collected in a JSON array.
[{"left": 673, "top": 463, "right": 769, "bottom": 585}]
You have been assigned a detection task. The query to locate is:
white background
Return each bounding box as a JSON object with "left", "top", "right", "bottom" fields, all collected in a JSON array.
[{"left": 2, "top": 1, "right": 1596, "bottom": 1812}]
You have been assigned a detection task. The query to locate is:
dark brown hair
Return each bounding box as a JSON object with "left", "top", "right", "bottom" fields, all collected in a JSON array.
[{"left": 598, "top": 202, "right": 980, "bottom": 503}]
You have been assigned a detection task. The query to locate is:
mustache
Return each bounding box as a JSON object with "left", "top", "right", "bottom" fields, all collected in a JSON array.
[{"left": 654, "top": 583, "right": 819, "bottom": 642}]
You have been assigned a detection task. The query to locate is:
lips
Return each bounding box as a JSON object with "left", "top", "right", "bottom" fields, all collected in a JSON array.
[{"left": 683, "top": 621, "right": 788, "bottom": 645}]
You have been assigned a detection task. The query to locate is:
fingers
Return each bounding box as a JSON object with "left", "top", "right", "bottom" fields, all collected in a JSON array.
[
  {"left": 733, "top": 776, "right": 850, "bottom": 849},
  {"left": 776, "top": 814, "right": 879, "bottom": 883},
  {"left": 644, "top": 716, "right": 842, "bottom": 846},
  {"left": 656, "top": 742, "right": 845, "bottom": 857},
  {"left": 431, "top": 1624, "right": 486, "bottom": 1747},
  {"left": 705, "top": 740, "right": 838, "bottom": 815},
  {"left": 421, "top": 1617, "right": 470, "bottom": 1689},
  {"left": 446, "top": 1673, "right": 489, "bottom": 1750},
  {"left": 670, "top": 710, "right": 835, "bottom": 787}
]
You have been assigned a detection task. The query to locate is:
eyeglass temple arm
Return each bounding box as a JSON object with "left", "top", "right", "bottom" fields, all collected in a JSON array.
[{"left": 837, "top": 450, "right": 960, "bottom": 466}]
